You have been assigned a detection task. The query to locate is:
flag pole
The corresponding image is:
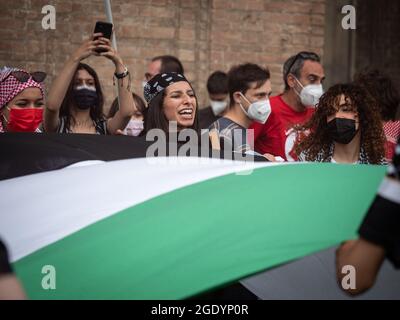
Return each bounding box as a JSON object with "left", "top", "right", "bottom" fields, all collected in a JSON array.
[
  {"left": 103, "top": 0, "right": 121, "bottom": 111},
  {"left": 103, "top": 0, "right": 117, "bottom": 50}
]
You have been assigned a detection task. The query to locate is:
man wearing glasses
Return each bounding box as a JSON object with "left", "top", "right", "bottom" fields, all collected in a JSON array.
[{"left": 250, "top": 51, "right": 325, "bottom": 161}]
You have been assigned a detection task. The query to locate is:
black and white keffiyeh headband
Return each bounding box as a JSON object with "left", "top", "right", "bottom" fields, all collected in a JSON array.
[{"left": 143, "top": 72, "right": 188, "bottom": 103}]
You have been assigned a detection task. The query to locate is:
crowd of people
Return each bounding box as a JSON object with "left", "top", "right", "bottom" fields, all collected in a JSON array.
[
  {"left": 1, "top": 30, "right": 399, "bottom": 298},
  {"left": 1, "top": 33, "right": 399, "bottom": 165}
]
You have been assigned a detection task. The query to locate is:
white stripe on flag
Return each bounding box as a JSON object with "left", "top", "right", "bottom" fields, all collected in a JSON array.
[{"left": 0, "top": 157, "right": 286, "bottom": 262}]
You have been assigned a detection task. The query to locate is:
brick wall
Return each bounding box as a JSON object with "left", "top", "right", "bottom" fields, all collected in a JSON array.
[{"left": 0, "top": 0, "right": 326, "bottom": 113}]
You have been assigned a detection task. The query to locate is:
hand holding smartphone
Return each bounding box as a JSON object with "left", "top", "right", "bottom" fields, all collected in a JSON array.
[{"left": 93, "top": 21, "right": 113, "bottom": 53}]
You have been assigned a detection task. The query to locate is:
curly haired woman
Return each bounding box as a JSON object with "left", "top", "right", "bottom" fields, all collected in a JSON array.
[{"left": 295, "top": 83, "right": 386, "bottom": 164}]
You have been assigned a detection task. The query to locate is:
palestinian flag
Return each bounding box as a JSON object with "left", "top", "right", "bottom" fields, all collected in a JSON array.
[{"left": 0, "top": 133, "right": 399, "bottom": 299}]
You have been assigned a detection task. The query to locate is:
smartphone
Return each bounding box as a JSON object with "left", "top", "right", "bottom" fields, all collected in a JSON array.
[{"left": 93, "top": 21, "right": 113, "bottom": 53}]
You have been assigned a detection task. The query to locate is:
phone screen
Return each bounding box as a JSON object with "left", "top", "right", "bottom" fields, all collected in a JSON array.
[
  {"left": 94, "top": 21, "right": 113, "bottom": 38},
  {"left": 93, "top": 21, "right": 113, "bottom": 52}
]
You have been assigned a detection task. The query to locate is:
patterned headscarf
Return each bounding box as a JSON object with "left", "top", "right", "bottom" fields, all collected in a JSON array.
[
  {"left": 143, "top": 72, "right": 188, "bottom": 103},
  {"left": 0, "top": 67, "right": 45, "bottom": 132}
]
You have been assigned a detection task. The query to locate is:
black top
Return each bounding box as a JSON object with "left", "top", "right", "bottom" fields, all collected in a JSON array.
[
  {"left": 358, "top": 137, "right": 400, "bottom": 268},
  {"left": 198, "top": 106, "right": 220, "bottom": 130},
  {"left": 0, "top": 239, "right": 12, "bottom": 275},
  {"left": 57, "top": 116, "right": 108, "bottom": 135}
]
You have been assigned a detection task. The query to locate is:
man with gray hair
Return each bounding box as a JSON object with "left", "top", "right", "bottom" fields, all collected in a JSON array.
[{"left": 250, "top": 51, "right": 325, "bottom": 161}]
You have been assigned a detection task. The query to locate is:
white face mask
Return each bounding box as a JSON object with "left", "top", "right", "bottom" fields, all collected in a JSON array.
[
  {"left": 294, "top": 77, "right": 323, "bottom": 107},
  {"left": 238, "top": 92, "right": 271, "bottom": 124},
  {"left": 210, "top": 100, "right": 227, "bottom": 116},
  {"left": 124, "top": 119, "right": 144, "bottom": 136}
]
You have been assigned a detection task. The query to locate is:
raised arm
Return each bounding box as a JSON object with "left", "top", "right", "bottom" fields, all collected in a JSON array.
[
  {"left": 96, "top": 37, "right": 136, "bottom": 134},
  {"left": 336, "top": 137, "right": 400, "bottom": 295},
  {"left": 44, "top": 34, "right": 102, "bottom": 132}
]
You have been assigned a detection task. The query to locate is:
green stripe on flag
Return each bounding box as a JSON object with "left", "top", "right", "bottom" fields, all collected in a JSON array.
[{"left": 13, "top": 163, "right": 386, "bottom": 299}]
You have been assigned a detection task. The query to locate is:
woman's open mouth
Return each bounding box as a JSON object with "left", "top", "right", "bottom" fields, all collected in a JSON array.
[{"left": 178, "top": 107, "right": 194, "bottom": 120}]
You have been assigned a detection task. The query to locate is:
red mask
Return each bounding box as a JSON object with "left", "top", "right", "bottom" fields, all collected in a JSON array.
[{"left": 6, "top": 108, "right": 43, "bottom": 132}]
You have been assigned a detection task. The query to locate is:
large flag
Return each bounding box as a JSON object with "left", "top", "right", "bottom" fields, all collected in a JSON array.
[{"left": 0, "top": 133, "right": 397, "bottom": 299}]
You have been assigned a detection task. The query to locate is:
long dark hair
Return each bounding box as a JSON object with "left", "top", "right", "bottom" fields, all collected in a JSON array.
[
  {"left": 294, "top": 83, "right": 385, "bottom": 164},
  {"left": 354, "top": 69, "right": 400, "bottom": 121},
  {"left": 60, "top": 63, "right": 104, "bottom": 129},
  {"left": 145, "top": 87, "right": 199, "bottom": 135}
]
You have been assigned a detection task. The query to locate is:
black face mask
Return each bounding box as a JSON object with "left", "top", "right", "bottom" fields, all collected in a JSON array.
[
  {"left": 327, "top": 117, "right": 358, "bottom": 144},
  {"left": 73, "top": 88, "right": 98, "bottom": 110}
]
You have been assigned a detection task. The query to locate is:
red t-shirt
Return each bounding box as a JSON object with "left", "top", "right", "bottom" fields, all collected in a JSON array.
[{"left": 249, "top": 94, "right": 314, "bottom": 161}]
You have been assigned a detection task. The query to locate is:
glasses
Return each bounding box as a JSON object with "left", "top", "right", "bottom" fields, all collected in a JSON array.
[
  {"left": 285, "top": 51, "right": 320, "bottom": 79},
  {"left": 2, "top": 70, "right": 47, "bottom": 83}
]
